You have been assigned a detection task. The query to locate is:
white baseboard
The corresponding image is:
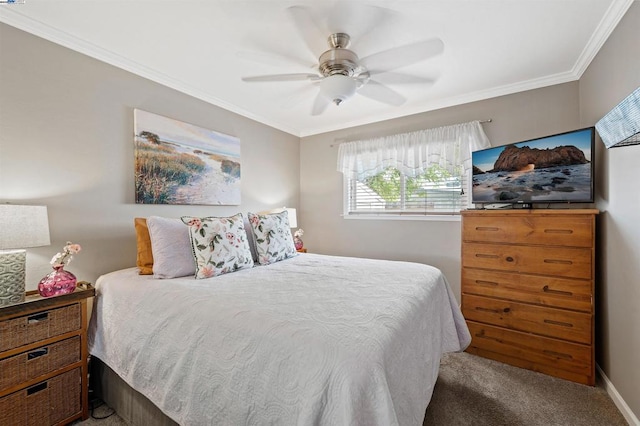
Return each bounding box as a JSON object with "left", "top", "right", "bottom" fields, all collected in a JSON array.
[{"left": 597, "top": 364, "right": 640, "bottom": 425}]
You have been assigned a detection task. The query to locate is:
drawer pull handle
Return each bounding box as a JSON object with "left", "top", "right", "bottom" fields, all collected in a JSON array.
[
  {"left": 475, "top": 307, "right": 509, "bottom": 314},
  {"left": 543, "top": 259, "right": 573, "bottom": 265},
  {"left": 28, "top": 348, "right": 49, "bottom": 360},
  {"left": 505, "top": 256, "right": 514, "bottom": 262},
  {"left": 474, "top": 332, "right": 502, "bottom": 343},
  {"left": 475, "top": 227, "right": 500, "bottom": 232},
  {"left": 543, "top": 285, "right": 573, "bottom": 296},
  {"left": 543, "top": 350, "right": 573, "bottom": 360},
  {"left": 27, "top": 382, "right": 48, "bottom": 395},
  {"left": 475, "top": 254, "right": 499, "bottom": 259},
  {"left": 27, "top": 312, "right": 49, "bottom": 324},
  {"left": 476, "top": 280, "right": 499, "bottom": 287},
  {"left": 543, "top": 229, "right": 574, "bottom": 234},
  {"left": 544, "top": 319, "right": 573, "bottom": 328}
]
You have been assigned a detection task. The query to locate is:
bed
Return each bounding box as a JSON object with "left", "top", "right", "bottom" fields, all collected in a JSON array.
[{"left": 88, "top": 253, "right": 470, "bottom": 425}]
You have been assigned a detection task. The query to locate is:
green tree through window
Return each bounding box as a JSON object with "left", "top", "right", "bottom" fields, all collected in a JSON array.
[{"left": 351, "top": 165, "right": 464, "bottom": 214}]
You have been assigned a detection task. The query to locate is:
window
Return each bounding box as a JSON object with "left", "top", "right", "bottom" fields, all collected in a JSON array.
[
  {"left": 347, "top": 165, "right": 465, "bottom": 215},
  {"left": 338, "top": 121, "right": 491, "bottom": 217}
]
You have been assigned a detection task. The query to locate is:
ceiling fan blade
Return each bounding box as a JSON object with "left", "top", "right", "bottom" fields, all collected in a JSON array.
[
  {"left": 279, "top": 84, "right": 319, "bottom": 109},
  {"left": 368, "top": 72, "right": 437, "bottom": 85},
  {"left": 361, "top": 38, "right": 444, "bottom": 74},
  {"left": 237, "top": 51, "right": 315, "bottom": 70},
  {"left": 242, "top": 73, "right": 321, "bottom": 82},
  {"left": 311, "top": 92, "right": 331, "bottom": 116},
  {"left": 358, "top": 80, "right": 406, "bottom": 106},
  {"left": 287, "top": 6, "right": 327, "bottom": 56}
]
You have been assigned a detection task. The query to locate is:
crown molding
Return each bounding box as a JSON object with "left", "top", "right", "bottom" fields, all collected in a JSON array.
[
  {"left": 300, "top": 0, "right": 635, "bottom": 137},
  {"left": 571, "top": 0, "right": 635, "bottom": 78},
  {"left": 0, "top": 8, "right": 301, "bottom": 137},
  {"left": 300, "top": 70, "right": 579, "bottom": 137},
  {"left": 1, "top": 1, "right": 634, "bottom": 138}
]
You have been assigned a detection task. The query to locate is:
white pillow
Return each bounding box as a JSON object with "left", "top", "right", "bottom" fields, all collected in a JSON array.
[
  {"left": 181, "top": 213, "right": 254, "bottom": 279},
  {"left": 146, "top": 216, "right": 195, "bottom": 279},
  {"left": 247, "top": 211, "right": 297, "bottom": 265}
]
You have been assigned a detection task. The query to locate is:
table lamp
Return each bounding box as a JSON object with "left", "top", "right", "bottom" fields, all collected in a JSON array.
[{"left": 0, "top": 204, "right": 51, "bottom": 306}]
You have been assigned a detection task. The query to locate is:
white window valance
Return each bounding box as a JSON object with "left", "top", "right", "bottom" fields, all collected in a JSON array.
[{"left": 337, "top": 120, "right": 491, "bottom": 180}]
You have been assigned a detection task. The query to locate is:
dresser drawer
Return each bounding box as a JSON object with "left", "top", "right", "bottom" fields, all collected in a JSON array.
[
  {"left": 462, "top": 215, "right": 593, "bottom": 247},
  {"left": 0, "top": 367, "right": 82, "bottom": 426},
  {"left": 462, "top": 242, "right": 592, "bottom": 279},
  {"left": 0, "top": 304, "right": 81, "bottom": 353},
  {"left": 0, "top": 336, "right": 81, "bottom": 392},
  {"left": 463, "top": 294, "right": 591, "bottom": 344},
  {"left": 462, "top": 268, "right": 592, "bottom": 312},
  {"left": 466, "top": 321, "right": 591, "bottom": 377}
]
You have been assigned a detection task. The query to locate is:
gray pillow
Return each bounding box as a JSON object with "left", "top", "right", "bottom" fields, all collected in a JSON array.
[{"left": 146, "top": 216, "right": 195, "bottom": 279}]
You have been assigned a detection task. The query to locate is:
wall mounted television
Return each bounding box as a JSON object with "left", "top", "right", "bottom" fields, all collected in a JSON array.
[{"left": 471, "top": 127, "right": 595, "bottom": 208}]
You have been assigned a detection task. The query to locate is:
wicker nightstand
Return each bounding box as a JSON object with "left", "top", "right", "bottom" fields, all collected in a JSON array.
[{"left": 0, "top": 283, "right": 95, "bottom": 425}]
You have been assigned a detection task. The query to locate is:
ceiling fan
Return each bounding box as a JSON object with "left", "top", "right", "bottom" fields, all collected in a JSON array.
[{"left": 241, "top": 5, "right": 444, "bottom": 115}]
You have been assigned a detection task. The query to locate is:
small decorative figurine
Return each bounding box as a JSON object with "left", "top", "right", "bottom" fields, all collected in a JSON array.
[{"left": 294, "top": 229, "right": 304, "bottom": 251}]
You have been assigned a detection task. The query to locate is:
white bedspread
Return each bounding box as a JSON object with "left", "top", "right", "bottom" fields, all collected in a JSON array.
[{"left": 88, "top": 254, "right": 470, "bottom": 426}]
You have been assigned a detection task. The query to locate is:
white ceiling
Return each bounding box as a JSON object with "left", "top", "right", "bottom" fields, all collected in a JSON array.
[{"left": 0, "top": 0, "right": 634, "bottom": 137}]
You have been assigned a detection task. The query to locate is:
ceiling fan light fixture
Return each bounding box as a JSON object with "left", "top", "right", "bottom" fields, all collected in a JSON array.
[{"left": 320, "top": 74, "right": 357, "bottom": 106}]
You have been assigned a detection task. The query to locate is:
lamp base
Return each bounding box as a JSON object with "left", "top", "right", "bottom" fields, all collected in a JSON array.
[{"left": 0, "top": 250, "right": 26, "bottom": 306}]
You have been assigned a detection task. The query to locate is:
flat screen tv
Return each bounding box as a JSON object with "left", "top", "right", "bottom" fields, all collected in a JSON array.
[{"left": 471, "top": 127, "right": 595, "bottom": 207}]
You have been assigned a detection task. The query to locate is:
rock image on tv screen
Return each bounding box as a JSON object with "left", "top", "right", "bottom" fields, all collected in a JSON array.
[{"left": 471, "top": 127, "right": 594, "bottom": 204}]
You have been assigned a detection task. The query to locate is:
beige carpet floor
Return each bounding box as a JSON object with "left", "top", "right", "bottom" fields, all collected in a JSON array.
[
  {"left": 424, "top": 352, "right": 628, "bottom": 425},
  {"left": 76, "top": 352, "right": 628, "bottom": 425}
]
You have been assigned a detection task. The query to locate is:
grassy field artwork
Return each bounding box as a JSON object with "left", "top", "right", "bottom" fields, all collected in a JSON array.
[{"left": 134, "top": 109, "right": 241, "bottom": 205}]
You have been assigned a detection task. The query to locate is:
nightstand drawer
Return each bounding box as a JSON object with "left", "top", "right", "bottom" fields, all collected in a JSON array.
[
  {"left": 462, "top": 268, "right": 592, "bottom": 312},
  {"left": 466, "top": 321, "right": 591, "bottom": 378},
  {"left": 0, "top": 336, "right": 81, "bottom": 391},
  {"left": 462, "top": 243, "right": 592, "bottom": 279},
  {"left": 462, "top": 215, "right": 593, "bottom": 247},
  {"left": 0, "top": 304, "right": 81, "bottom": 352},
  {"left": 463, "top": 294, "right": 592, "bottom": 344},
  {"left": 0, "top": 367, "right": 82, "bottom": 426}
]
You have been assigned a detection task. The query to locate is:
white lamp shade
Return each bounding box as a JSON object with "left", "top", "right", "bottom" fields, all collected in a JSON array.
[
  {"left": 284, "top": 208, "right": 297, "bottom": 228},
  {"left": 320, "top": 75, "right": 357, "bottom": 105},
  {"left": 0, "top": 205, "right": 51, "bottom": 249}
]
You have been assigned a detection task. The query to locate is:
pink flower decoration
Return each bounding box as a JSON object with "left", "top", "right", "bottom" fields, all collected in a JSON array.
[
  {"left": 50, "top": 241, "right": 82, "bottom": 267},
  {"left": 201, "top": 266, "right": 215, "bottom": 278},
  {"left": 187, "top": 218, "right": 202, "bottom": 230},
  {"left": 66, "top": 243, "right": 82, "bottom": 254}
]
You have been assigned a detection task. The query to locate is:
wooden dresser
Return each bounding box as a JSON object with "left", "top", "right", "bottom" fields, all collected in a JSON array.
[
  {"left": 461, "top": 209, "right": 598, "bottom": 385},
  {"left": 0, "top": 284, "right": 95, "bottom": 425}
]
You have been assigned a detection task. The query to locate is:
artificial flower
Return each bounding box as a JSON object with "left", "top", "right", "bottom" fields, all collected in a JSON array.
[{"left": 50, "top": 241, "right": 82, "bottom": 268}]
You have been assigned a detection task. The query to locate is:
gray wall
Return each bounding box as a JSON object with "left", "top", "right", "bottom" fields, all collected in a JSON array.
[
  {"left": 0, "top": 23, "right": 300, "bottom": 288},
  {"left": 579, "top": 3, "right": 640, "bottom": 419},
  {"left": 300, "top": 82, "right": 581, "bottom": 299}
]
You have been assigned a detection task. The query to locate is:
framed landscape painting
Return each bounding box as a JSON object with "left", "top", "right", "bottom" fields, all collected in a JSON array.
[{"left": 134, "top": 109, "right": 241, "bottom": 205}]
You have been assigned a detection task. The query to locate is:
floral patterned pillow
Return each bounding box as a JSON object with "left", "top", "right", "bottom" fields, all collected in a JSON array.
[
  {"left": 247, "top": 211, "right": 297, "bottom": 265},
  {"left": 181, "top": 213, "right": 254, "bottom": 279}
]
